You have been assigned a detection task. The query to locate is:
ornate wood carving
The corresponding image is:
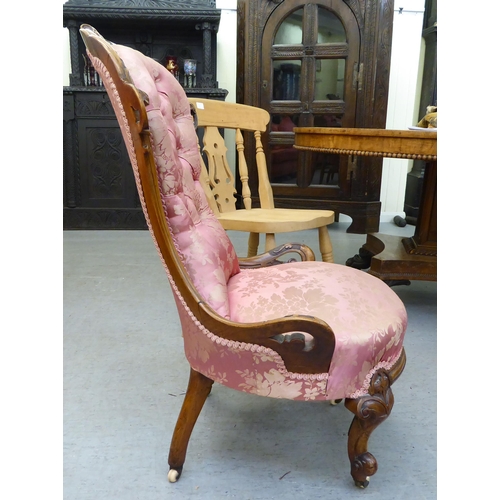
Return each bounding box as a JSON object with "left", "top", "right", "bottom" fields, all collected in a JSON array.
[
  {"left": 344, "top": 349, "right": 406, "bottom": 488},
  {"left": 236, "top": 1, "right": 246, "bottom": 103},
  {"left": 63, "top": 0, "right": 220, "bottom": 21},
  {"left": 63, "top": 208, "right": 147, "bottom": 229},
  {"left": 63, "top": 0, "right": 227, "bottom": 228},
  {"left": 63, "top": 95, "right": 77, "bottom": 208},
  {"left": 236, "top": 0, "right": 395, "bottom": 234},
  {"left": 196, "top": 22, "right": 218, "bottom": 88},
  {"left": 344, "top": 0, "right": 365, "bottom": 27},
  {"left": 86, "top": 128, "right": 126, "bottom": 198},
  {"left": 75, "top": 98, "right": 114, "bottom": 117},
  {"left": 238, "top": 242, "right": 316, "bottom": 268}
]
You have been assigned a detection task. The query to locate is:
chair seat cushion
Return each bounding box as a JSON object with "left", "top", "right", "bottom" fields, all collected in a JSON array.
[{"left": 226, "top": 261, "right": 407, "bottom": 400}]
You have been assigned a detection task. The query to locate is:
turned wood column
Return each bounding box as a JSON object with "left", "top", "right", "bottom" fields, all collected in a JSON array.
[
  {"left": 196, "top": 21, "right": 217, "bottom": 88},
  {"left": 67, "top": 20, "right": 82, "bottom": 86}
]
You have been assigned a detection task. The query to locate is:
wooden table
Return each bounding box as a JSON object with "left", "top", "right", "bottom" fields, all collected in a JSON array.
[{"left": 294, "top": 127, "right": 437, "bottom": 284}]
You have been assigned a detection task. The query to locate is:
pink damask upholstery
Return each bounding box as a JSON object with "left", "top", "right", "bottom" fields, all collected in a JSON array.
[
  {"left": 112, "top": 44, "right": 240, "bottom": 319},
  {"left": 228, "top": 262, "right": 406, "bottom": 399},
  {"left": 92, "top": 42, "right": 408, "bottom": 402}
]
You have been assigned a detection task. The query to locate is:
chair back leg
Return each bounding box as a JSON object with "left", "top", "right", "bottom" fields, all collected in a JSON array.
[
  {"left": 168, "top": 369, "right": 214, "bottom": 482},
  {"left": 318, "top": 226, "right": 334, "bottom": 263},
  {"left": 247, "top": 232, "right": 260, "bottom": 257},
  {"left": 264, "top": 233, "right": 277, "bottom": 252}
]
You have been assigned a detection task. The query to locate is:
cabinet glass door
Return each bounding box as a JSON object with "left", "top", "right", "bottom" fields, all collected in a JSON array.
[{"left": 261, "top": 0, "right": 360, "bottom": 194}]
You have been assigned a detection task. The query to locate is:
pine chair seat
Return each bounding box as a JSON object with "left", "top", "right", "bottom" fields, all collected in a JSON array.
[
  {"left": 216, "top": 206, "right": 334, "bottom": 231},
  {"left": 80, "top": 24, "right": 407, "bottom": 490}
]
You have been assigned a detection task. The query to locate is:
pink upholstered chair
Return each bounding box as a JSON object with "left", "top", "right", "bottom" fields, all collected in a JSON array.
[{"left": 80, "top": 24, "right": 407, "bottom": 489}]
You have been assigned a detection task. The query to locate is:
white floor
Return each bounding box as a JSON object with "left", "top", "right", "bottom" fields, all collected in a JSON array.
[{"left": 63, "top": 222, "right": 437, "bottom": 499}]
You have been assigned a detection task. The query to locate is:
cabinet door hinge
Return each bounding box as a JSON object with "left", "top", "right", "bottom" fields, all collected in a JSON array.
[{"left": 347, "top": 155, "right": 358, "bottom": 179}]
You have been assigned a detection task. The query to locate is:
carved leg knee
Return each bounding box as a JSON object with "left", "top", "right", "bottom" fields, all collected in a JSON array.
[
  {"left": 344, "top": 367, "right": 399, "bottom": 487},
  {"left": 168, "top": 368, "right": 214, "bottom": 482},
  {"left": 343, "top": 351, "right": 405, "bottom": 487}
]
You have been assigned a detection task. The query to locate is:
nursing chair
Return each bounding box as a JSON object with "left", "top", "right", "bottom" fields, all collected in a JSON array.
[
  {"left": 188, "top": 97, "right": 335, "bottom": 262},
  {"left": 80, "top": 24, "right": 407, "bottom": 489}
]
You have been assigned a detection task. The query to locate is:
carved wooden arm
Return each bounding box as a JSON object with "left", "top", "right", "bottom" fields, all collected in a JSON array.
[
  {"left": 238, "top": 242, "right": 316, "bottom": 268},
  {"left": 198, "top": 303, "right": 335, "bottom": 374}
]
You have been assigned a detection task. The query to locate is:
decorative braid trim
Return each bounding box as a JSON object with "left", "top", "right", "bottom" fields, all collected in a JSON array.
[
  {"left": 174, "top": 278, "right": 329, "bottom": 382},
  {"left": 347, "top": 347, "right": 405, "bottom": 399},
  {"left": 90, "top": 53, "right": 328, "bottom": 384}
]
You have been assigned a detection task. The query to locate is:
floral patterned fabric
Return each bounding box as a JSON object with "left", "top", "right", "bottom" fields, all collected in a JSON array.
[
  {"left": 92, "top": 40, "right": 407, "bottom": 402},
  {"left": 228, "top": 262, "right": 406, "bottom": 399}
]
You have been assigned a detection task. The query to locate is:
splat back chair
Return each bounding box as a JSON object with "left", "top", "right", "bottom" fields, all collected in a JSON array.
[
  {"left": 80, "top": 24, "right": 407, "bottom": 489},
  {"left": 188, "top": 97, "right": 335, "bottom": 262}
]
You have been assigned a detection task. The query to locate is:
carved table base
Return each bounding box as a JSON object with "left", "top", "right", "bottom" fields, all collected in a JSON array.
[{"left": 346, "top": 233, "right": 436, "bottom": 284}]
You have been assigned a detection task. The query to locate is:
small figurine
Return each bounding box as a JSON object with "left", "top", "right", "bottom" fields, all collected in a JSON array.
[
  {"left": 417, "top": 105, "right": 437, "bottom": 129},
  {"left": 166, "top": 56, "right": 179, "bottom": 81}
]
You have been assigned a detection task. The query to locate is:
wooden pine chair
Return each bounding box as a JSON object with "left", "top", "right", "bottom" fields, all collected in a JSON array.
[
  {"left": 188, "top": 97, "right": 335, "bottom": 262},
  {"left": 80, "top": 24, "right": 407, "bottom": 489}
]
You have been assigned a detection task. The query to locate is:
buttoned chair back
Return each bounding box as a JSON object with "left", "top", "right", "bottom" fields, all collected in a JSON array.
[{"left": 80, "top": 24, "right": 407, "bottom": 489}]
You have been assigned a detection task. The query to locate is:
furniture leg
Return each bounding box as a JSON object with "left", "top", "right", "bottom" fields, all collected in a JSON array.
[
  {"left": 264, "top": 233, "right": 277, "bottom": 252},
  {"left": 345, "top": 245, "right": 373, "bottom": 269},
  {"left": 247, "top": 232, "right": 259, "bottom": 257},
  {"left": 344, "top": 350, "right": 406, "bottom": 488},
  {"left": 318, "top": 225, "right": 334, "bottom": 262},
  {"left": 168, "top": 368, "right": 214, "bottom": 482}
]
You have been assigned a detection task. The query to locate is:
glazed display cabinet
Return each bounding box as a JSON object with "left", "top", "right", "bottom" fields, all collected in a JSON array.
[{"left": 237, "top": 0, "right": 395, "bottom": 233}]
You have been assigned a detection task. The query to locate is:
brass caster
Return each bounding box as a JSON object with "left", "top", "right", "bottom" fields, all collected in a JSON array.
[
  {"left": 354, "top": 477, "right": 370, "bottom": 489},
  {"left": 168, "top": 468, "right": 181, "bottom": 483}
]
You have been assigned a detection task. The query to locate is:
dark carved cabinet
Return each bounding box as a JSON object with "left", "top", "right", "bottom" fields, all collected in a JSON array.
[
  {"left": 237, "top": 0, "right": 395, "bottom": 233},
  {"left": 63, "top": 88, "right": 147, "bottom": 228},
  {"left": 63, "top": 0, "right": 227, "bottom": 229}
]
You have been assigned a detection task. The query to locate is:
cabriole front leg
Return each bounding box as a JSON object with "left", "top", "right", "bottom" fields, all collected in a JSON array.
[{"left": 344, "top": 351, "right": 405, "bottom": 488}]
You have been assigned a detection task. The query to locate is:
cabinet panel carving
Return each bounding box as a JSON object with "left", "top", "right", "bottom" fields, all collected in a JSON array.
[{"left": 63, "top": 0, "right": 227, "bottom": 229}]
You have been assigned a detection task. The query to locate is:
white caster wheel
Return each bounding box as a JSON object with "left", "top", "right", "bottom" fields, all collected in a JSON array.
[
  {"left": 168, "top": 469, "right": 180, "bottom": 483},
  {"left": 330, "top": 399, "right": 343, "bottom": 405}
]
